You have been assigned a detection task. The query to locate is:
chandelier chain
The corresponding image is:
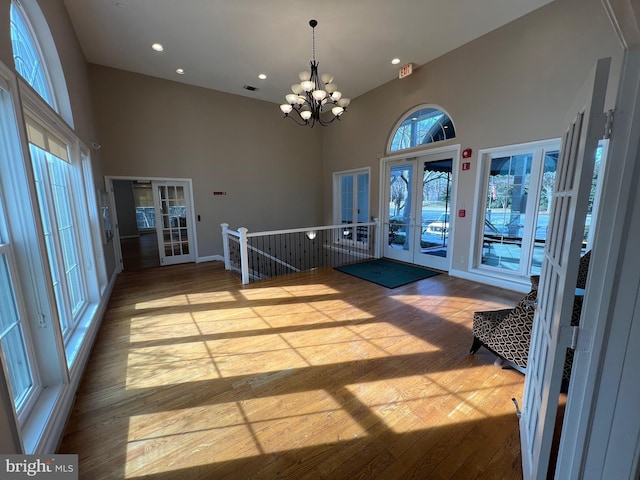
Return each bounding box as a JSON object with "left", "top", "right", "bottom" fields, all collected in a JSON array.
[{"left": 312, "top": 24, "right": 316, "bottom": 63}]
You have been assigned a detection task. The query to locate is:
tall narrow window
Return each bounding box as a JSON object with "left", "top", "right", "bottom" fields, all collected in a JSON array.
[
  {"left": 5, "top": 0, "right": 103, "bottom": 450},
  {"left": 27, "top": 117, "right": 87, "bottom": 340},
  {"left": 10, "top": 2, "right": 55, "bottom": 108},
  {"left": 335, "top": 170, "right": 369, "bottom": 224},
  {"left": 0, "top": 243, "right": 39, "bottom": 420},
  {"left": 334, "top": 169, "right": 370, "bottom": 243}
]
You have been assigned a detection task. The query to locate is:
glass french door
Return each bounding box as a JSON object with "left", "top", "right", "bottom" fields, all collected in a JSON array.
[
  {"left": 152, "top": 181, "right": 195, "bottom": 266},
  {"left": 519, "top": 57, "right": 609, "bottom": 480},
  {"left": 385, "top": 160, "right": 415, "bottom": 263},
  {"left": 416, "top": 156, "right": 453, "bottom": 270},
  {"left": 384, "top": 152, "right": 455, "bottom": 271}
]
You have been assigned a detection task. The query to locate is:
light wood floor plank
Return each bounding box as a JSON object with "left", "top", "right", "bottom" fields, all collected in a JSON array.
[{"left": 59, "top": 261, "right": 526, "bottom": 479}]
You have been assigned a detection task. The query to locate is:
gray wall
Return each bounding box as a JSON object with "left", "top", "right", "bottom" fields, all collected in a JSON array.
[
  {"left": 322, "top": 0, "right": 623, "bottom": 273},
  {"left": 89, "top": 66, "right": 324, "bottom": 258}
]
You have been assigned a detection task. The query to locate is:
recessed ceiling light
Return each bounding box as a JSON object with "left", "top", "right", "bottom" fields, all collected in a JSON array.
[
  {"left": 258, "top": 73, "right": 267, "bottom": 80},
  {"left": 391, "top": 58, "right": 401, "bottom": 65},
  {"left": 176, "top": 68, "right": 185, "bottom": 75},
  {"left": 151, "top": 43, "right": 164, "bottom": 52}
]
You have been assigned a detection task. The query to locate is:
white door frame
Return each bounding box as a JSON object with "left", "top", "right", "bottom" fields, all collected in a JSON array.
[
  {"left": 104, "top": 175, "right": 198, "bottom": 272},
  {"left": 378, "top": 144, "right": 460, "bottom": 270}
]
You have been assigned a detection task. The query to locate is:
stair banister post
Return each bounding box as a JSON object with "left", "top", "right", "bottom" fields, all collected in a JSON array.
[
  {"left": 373, "top": 217, "right": 380, "bottom": 258},
  {"left": 221, "top": 223, "right": 230, "bottom": 270},
  {"left": 238, "top": 227, "right": 249, "bottom": 285}
]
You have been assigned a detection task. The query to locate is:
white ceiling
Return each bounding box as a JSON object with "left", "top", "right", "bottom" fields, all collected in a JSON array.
[{"left": 63, "top": 0, "right": 555, "bottom": 105}]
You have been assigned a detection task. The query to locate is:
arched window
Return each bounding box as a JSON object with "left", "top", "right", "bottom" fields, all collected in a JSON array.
[
  {"left": 9, "top": 0, "right": 74, "bottom": 125},
  {"left": 388, "top": 105, "right": 456, "bottom": 153},
  {"left": 10, "top": 1, "right": 55, "bottom": 108}
]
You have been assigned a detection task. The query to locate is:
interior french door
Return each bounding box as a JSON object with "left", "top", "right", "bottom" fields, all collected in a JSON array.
[
  {"left": 152, "top": 180, "right": 196, "bottom": 266},
  {"left": 519, "top": 57, "right": 610, "bottom": 480},
  {"left": 384, "top": 151, "right": 455, "bottom": 271}
]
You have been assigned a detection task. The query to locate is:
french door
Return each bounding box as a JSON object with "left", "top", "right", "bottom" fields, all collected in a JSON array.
[
  {"left": 383, "top": 151, "right": 455, "bottom": 271},
  {"left": 152, "top": 180, "right": 196, "bottom": 266},
  {"left": 519, "top": 57, "right": 609, "bottom": 480}
]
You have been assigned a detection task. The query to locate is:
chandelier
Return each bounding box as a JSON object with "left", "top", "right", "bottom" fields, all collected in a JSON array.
[{"left": 279, "top": 19, "right": 350, "bottom": 127}]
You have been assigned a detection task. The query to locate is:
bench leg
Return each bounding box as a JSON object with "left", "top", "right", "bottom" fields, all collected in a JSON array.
[{"left": 470, "top": 336, "right": 483, "bottom": 354}]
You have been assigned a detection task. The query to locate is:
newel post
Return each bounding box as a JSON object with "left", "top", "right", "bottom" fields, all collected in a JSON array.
[
  {"left": 373, "top": 217, "right": 381, "bottom": 258},
  {"left": 238, "top": 227, "right": 249, "bottom": 285},
  {"left": 221, "top": 223, "right": 230, "bottom": 270}
]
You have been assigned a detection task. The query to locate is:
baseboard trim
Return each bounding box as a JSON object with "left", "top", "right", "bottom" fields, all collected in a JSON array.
[
  {"left": 197, "top": 255, "right": 224, "bottom": 263},
  {"left": 449, "top": 268, "right": 529, "bottom": 293}
]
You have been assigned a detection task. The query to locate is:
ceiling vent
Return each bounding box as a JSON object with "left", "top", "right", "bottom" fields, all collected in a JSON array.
[{"left": 243, "top": 85, "right": 259, "bottom": 92}]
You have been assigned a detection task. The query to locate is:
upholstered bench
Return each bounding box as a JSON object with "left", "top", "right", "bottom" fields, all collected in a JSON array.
[
  {"left": 470, "top": 251, "right": 591, "bottom": 381},
  {"left": 470, "top": 276, "right": 539, "bottom": 373}
]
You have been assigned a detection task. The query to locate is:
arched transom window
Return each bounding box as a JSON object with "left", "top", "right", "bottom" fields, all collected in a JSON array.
[
  {"left": 389, "top": 106, "right": 456, "bottom": 153},
  {"left": 10, "top": 1, "right": 55, "bottom": 109}
]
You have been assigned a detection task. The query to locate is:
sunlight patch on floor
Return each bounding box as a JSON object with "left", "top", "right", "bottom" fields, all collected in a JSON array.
[
  {"left": 128, "top": 314, "right": 204, "bottom": 343},
  {"left": 346, "top": 374, "right": 523, "bottom": 433},
  {"left": 280, "top": 284, "right": 341, "bottom": 296},
  {"left": 126, "top": 304, "right": 444, "bottom": 387},
  {"left": 190, "top": 315, "right": 273, "bottom": 334},
  {"left": 128, "top": 313, "right": 196, "bottom": 329},
  {"left": 124, "top": 391, "right": 367, "bottom": 478},
  {"left": 239, "top": 284, "right": 339, "bottom": 301},
  {"left": 189, "top": 306, "right": 265, "bottom": 323},
  {"left": 126, "top": 341, "right": 221, "bottom": 388},
  {"left": 345, "top": 323, "right": 441, "bottom": 355},
  {"left": 260, "top": 308, "right": 372, "bottom": 328},
  {"left": 134, "top": 291, "right": 237, "bottom": 309}
]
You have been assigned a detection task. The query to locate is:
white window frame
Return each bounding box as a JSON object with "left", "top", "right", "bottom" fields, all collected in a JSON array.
[
  {"left": 21, "top": 89, "right": 102, "bottom": 370},
  {"left": 0, "top": 62, "right": 68, "bottom": 453},
  {"left": 332, "top": 167, "right": 371, "bottom": 245},
  {"left": 0, "top": 241, "right": 42, "bottom": 425},
  {"left": 2, "top": 2, "right": 106, "bottom": 453},
  {"left": 9, "top": 0, "right": 57, "bottom": 110},
  {"left": 470, "top": 138, "right": 561, "bottom": 287},
  {"left": 387, "top": 104, "right": 457, "bottom": 154},
  {"left": 30, "top": 142, "right": 89, "bottom": 334}
]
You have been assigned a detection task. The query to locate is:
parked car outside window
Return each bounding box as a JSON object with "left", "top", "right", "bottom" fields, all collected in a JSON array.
[{"left": 425, "top": 213, "right": 450, "bottom": 236}]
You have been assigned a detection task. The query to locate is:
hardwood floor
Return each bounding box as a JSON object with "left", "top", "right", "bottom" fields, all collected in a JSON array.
[
  {"left": 120, "top": 232, "right": 160, "bottom": 271},
  {"left": 59, "top": 261, "right": 527, "bottom": 479}
]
